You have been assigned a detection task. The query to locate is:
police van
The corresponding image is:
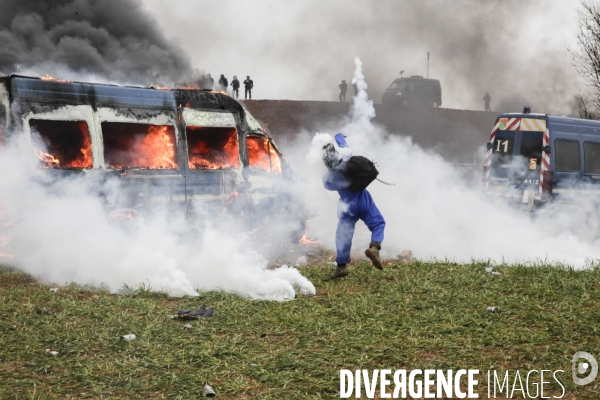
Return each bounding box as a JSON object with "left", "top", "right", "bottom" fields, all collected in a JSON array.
[
  {"left": 381, "top": 75, "right": 442, "bottom": 108},
  {"left": 483, "top": 111, "right": 600, "bottom": 205}
]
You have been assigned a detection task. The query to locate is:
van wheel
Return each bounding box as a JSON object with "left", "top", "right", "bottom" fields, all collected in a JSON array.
[{"left": 432, "top": 101, "right": 439, "bottom": 108}]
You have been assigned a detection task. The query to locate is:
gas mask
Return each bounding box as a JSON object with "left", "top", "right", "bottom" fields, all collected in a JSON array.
[{"left": 323, "top": 143, "right": 342, "bottom": 170}]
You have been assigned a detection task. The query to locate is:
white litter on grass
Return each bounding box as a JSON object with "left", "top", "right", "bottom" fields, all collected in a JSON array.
[
  {"left": 203, "top": 384, "right": 216, "bottom": 397},
  {"left": 49, "top": 288, "right": 59, "bottom": 293},
  {"left": 120, "top": 334, "right": 136, "bottom": 341},
  {"left": 183, "top": 324, "right": 192, "bottom": 330},
  {"left": 484, "top": 266, "right": 494, "bottom": 273},
  {"left": 486, "top": 306, "right": 499, "bottom": 313},
  {"left": 45, "top": 348, "right": 59, "bottom": 356}
]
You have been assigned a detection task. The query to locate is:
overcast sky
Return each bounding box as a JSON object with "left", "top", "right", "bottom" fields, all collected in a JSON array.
[{"left": 140, "top": 0, "right": 584, "bottom": 112}]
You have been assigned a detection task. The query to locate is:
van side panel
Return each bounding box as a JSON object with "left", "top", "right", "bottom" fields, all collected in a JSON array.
[{"left": 547, "top": 117, "right": 600, "bottom": 197}]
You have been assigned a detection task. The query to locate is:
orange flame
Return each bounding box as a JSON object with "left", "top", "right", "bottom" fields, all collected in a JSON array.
[
  {"left": 137, "top": 125, "right": 178, "bottom": 169},
  {"left": 31, "top": 121, "right": 93, "bottom": 169},
  {"left": 70, "top": 132, "right": 93, "bottom": 168},
  {"left": 270, "top": 145, "right": 282, "bottom": 174},
  {"left": 187, "top": 127, "right": 240, "bottom": 170},
  {"left": 247, "top": 136, "right": 270, "bottom": 171},
  {"left": 33, "top": 147, "right": 59, "bottom": 166},
  {"left": 226, "top": 190, "right": 242, "bottom": 205},
  {"left": 247, "top": 136, "right": 282, "bottom": 174},
  {"left": 299, "top": 233, "right": 319, "bottom": 245},
  {"left": 104, "top": 124, "right": 178, "bottom": 170},
  {"left": 41, "top": 75, "right": 72, "bottom": 83},
  {"left": 109, "top": 211, "right": 134, "bottom": 220}
]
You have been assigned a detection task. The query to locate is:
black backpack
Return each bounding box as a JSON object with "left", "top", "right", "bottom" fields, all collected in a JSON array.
[{"left": 344, "top": 156, "right": 379, "bottom": 192}]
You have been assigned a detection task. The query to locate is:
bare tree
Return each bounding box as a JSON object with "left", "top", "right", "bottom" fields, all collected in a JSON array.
[
  {"left": 575, "top": 1, "right": 600, "bottom": 110},
  {"left": 574, "top": 89, "right": 596, "bottom": 119}
]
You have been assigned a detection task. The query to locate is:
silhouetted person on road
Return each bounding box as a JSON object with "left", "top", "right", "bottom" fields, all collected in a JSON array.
[
  {"left": 339, "top": 80, "right": 348, "bottom": 102},
  {"left": 218, "top": 74, "right": 228, "bottom": 92},
  {"left": 244, "top": 76, "right": 253, "bottom": 99},
  {"left": 205, "top": 74, "right": 214, "bottom": 90},
  {"left": 483, "top": 92, "right": 491, "bottom": 111},
  {"left": 231, "top": 75, "right": 240, "bottom": 98}
]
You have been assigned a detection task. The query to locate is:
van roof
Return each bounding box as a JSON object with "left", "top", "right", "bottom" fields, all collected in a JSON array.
[
  {"left": 1, "top": 74, "right": 242, "bottom": 113},
  {"left": 497, "top": 112, "right": 600, "bottom": 133},
  {"left": 392, "top": 77, "right": 440, "bottom": 84}
]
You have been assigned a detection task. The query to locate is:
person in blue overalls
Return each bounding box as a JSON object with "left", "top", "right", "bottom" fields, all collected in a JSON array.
[{"left": 322, "top": 133, "right": 385, "bottom": 279}]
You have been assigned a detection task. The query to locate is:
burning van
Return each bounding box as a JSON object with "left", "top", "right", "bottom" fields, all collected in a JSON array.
[
  {"left": 0, "top": 75, "right": 293, "bottom": 226},
  {"left": 483, "top": 111, "right": 600, "bottom": 207}
]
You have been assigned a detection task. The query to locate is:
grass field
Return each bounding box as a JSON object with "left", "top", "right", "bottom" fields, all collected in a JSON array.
[{"left": 1, "top": 260, "right": 599, "bottom": 399}]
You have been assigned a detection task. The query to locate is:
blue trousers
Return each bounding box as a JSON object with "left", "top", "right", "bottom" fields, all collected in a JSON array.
[{"left": 335, "top": 189, "right": 385, "bottom": 264}]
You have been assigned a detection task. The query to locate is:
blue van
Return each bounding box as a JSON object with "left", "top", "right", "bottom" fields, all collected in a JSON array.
[{"left": 483, "top": 112, "right": 600, "bottom": 204}]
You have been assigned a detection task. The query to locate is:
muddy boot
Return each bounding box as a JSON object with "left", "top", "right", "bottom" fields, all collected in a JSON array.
[
  {"left": 365, "top": 243, "right": 383, "bottom": 270},
  {"left": 331, "top": 264, "right": 349, "bottom": 280}
]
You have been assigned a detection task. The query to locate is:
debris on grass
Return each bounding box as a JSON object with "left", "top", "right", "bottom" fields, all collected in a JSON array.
[
  {"left": 45, "top": 348, "right": 59, "bottom": 356},
  {"left": 49, "top": 287, "right": 59, "bottom": 293},
  {"left": 120, "top": 334, "right": 136, "bottom": 341},
  {"left": 487, "top": 306, "right": 499, "bottom": 313},
  {"left": 183, "top": 324, "right": 192, "bottom": 330},
  {"left": 203, "top": 384, "right": 216, "bottom": 397},
  {"left": 484, "top": 266, "right": 494, "bottom": 273},
  {"left": 397, "top": 249, "right": 414, "bottom": 262},
  {"left": 250, "top": 363, "right": 257, "bottom": 367},
  {"left": 36, "top": 308, "right": 56, "bottom": 316},
  {"left": 491, "top": 271, "right": 501, "bottom": 276},
  {"left": 177, "top": 305, "right": 214, "bottom": 320}
]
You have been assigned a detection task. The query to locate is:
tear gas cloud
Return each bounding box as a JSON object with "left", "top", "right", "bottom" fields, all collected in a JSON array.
[
  {"left": 292, "top": 57, "right": 600, "bottom": 268},
  {"left": 1, "top": 57, "right": 599, "bottom": 302},
  {"left": 0, "top": 139, "right": 315, "bottom": 300},
  {"left": 144, "top": 0, "right": 584, "bottom": 112}
]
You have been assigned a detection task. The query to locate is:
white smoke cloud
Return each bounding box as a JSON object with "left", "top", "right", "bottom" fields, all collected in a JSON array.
[
  {"left": 0, "top": 139, "right": 315, "bottom": 300},
  {"left": 300, "top": 57, "right": 600, "bottom": 268}
]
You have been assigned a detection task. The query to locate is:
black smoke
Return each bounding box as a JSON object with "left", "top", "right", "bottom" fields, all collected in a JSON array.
[{"left": 0, "top": 0, "right": 195, "bottom": 85}]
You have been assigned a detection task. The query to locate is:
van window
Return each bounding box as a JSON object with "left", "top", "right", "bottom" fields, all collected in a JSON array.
[
  {"left": 491, "top": 132, "right": 515, "bottom": 168},
  {"left": 0, "top": 104, "right": 6, "bottom": 145},
  {"left": 247, "top": 136, "right": 270, "bottom": 171},
  {"left": 554, "top": 140, "right": 580, "bottom": 173},
  {"left": 584, "top": 142, "right": 600, "bottom": 174},
  {"left": 29, "top": 120, "right": 93, "bottom": 169},
  {"left": 101, "top": 122, "right": 178, "bottom": 169},
  {"left": 186, "top": 127, "right": 239, "bottom": 170},
  {"left": 269, "top": 143, "right": 282, "bottom": 174},
  {"left": 520, "top": 131, "right": 543, "bottom": 170}
]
